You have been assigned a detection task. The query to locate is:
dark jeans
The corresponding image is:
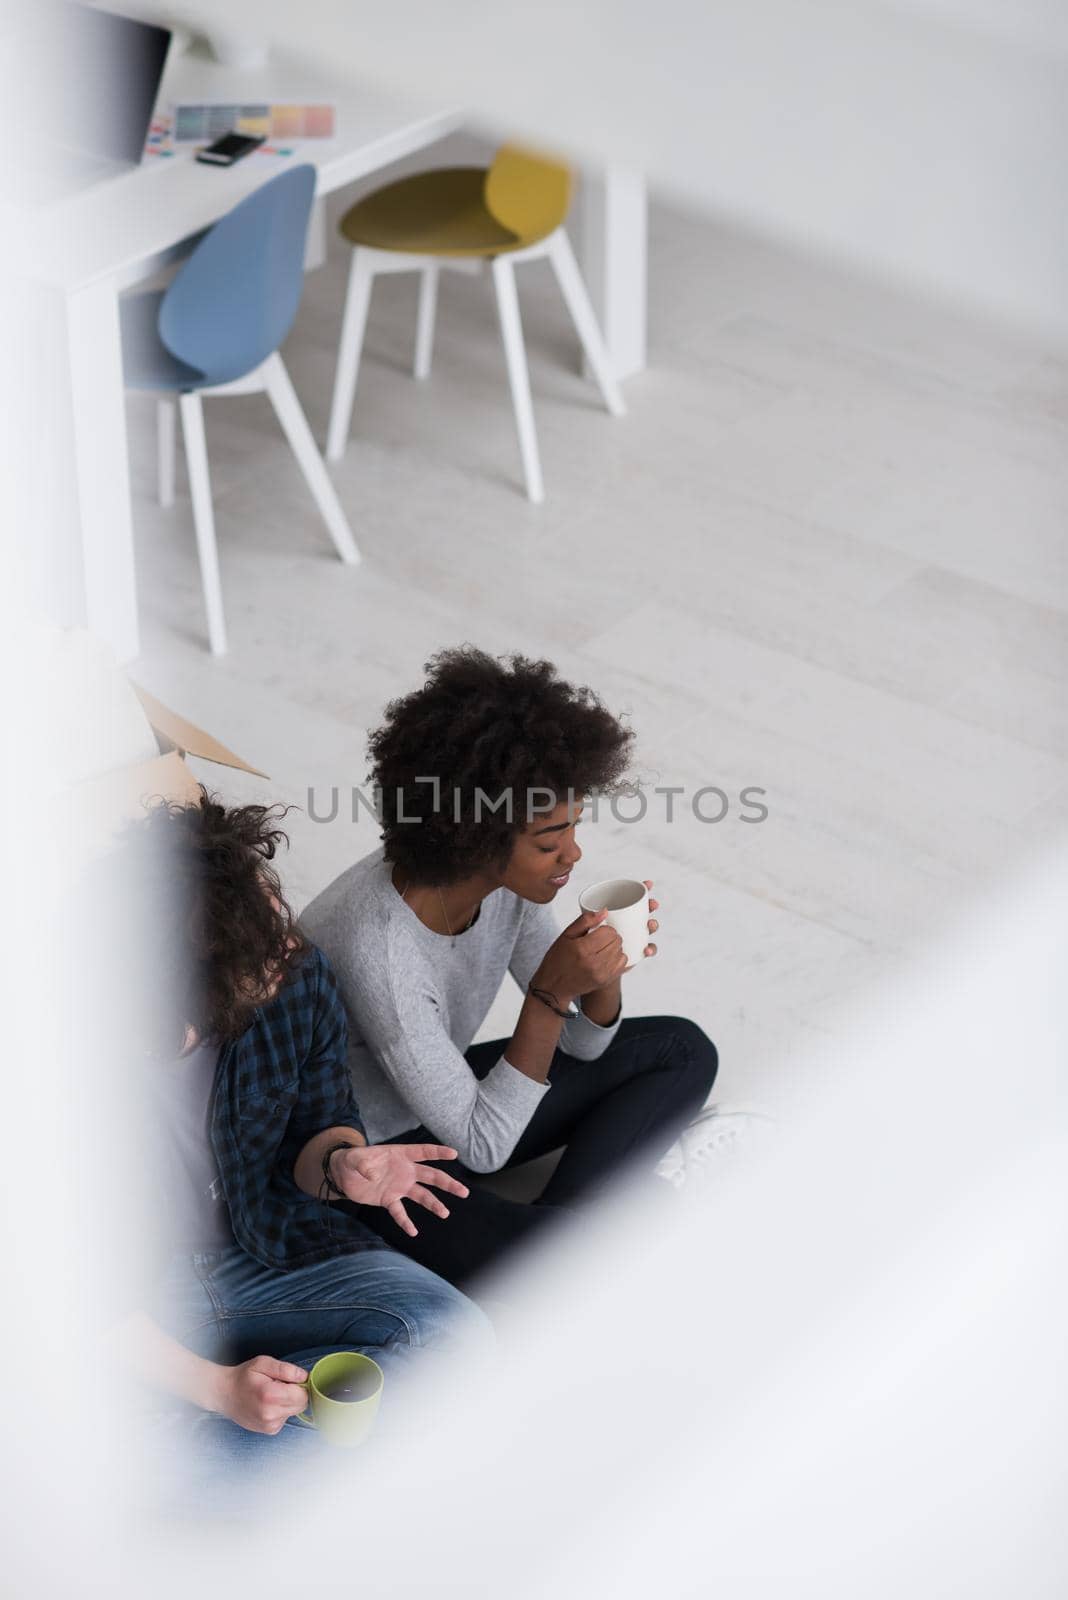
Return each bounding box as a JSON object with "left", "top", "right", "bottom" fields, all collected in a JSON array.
[{"left": 347, "top": 1015, "right": 717, "bottom": 1290}]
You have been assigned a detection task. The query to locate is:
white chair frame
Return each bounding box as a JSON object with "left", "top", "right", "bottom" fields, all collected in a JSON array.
[
  {"left": 155, "top": 352, "right": 360, "bottom": 655},
  {"left": 325, "top": 226, "right": 625, "bottom": 504}
]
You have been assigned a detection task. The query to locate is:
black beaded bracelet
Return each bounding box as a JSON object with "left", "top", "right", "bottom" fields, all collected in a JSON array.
[{"left": 319, "top": 1140, "right": 356, "bottom": 1202}]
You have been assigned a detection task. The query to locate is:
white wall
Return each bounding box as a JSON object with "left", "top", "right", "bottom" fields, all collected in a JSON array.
[{"left": 165, "top": 0, "right": 1068, "bottom": 337}]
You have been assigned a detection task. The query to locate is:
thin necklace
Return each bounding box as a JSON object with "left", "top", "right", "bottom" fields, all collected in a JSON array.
[
  {"left": 437, "top": 886, "right": 458, "bottom": 948},
  {"left": 397, "top": 874, "right": 467, "bottom": 947}
]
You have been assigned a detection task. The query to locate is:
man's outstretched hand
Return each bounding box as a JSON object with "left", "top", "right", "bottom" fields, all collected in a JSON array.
[{"left": 331, "top": 1143, "right": 469, "bottom": 1236}]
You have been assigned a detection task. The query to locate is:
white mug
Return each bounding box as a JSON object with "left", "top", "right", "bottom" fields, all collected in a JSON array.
[{"left": 578, "top": 878, "right": 650, "bottom": 970}]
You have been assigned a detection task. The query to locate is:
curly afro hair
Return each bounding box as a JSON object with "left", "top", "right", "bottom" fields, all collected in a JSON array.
[
  {"left": 107, "top": 790, "right": 306, "bottom": 1060},
  {"left": 367, "top": 646, "right": 635, "bottom": 885}
]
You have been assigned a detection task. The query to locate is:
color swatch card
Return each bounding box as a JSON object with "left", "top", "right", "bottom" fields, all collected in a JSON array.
[
  {"left": 173, "top": 104, "right": 336, "bottom": 142},
  {"left": 142, "top": 112, "right": 176, "bottom": 159}
]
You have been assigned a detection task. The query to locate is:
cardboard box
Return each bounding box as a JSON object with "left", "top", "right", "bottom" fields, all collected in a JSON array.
[
  {"left": 53, "top": 631, "right": 267, "bottom": 855},
  {"left": 127, "top": 681, "right": 267, "bottom": 802},
  {"left": 77, "top": 682, "right": 268, "bottom": 829}
]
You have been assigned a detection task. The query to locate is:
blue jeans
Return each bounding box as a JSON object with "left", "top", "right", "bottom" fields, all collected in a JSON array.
[{"left": 145, "top": 1242, "right": 490, "bottom": 1498}]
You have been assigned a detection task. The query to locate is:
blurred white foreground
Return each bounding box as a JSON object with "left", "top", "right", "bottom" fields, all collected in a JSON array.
[
  {"left": 2, "top": 620, "right": 1064, "bottom": 1591},
  {"left": 19, "top": 833, "right": 1054, "bottom": 1596}
]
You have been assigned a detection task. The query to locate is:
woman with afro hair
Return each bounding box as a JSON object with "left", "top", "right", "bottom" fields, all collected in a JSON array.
[{"left": 302, "top": 647, "right": 718, "bottom": 1289}]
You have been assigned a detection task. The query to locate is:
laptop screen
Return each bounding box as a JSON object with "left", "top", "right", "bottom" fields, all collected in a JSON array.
[{"left": 34, "top": 2, "right": 172, "bottom": 170}]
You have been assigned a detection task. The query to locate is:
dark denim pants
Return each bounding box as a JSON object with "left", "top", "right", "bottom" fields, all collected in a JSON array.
[{"left": 348, "top": 1013, "right": 718, "bottom": 1290}]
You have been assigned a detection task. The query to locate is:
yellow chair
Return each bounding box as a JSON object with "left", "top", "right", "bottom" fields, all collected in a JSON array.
[{"left": 325, "top": 145, "right": 625, "bottom": 503}]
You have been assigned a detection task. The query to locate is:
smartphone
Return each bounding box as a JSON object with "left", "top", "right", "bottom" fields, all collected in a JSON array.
[{"left": 195, "top": 132, "right": 265, "bottom": 166}]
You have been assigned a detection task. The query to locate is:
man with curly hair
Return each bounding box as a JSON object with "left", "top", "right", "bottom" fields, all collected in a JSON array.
[
  {"left": 98, "top": 793, "right": 487, "bottom": 1477},
  {"left": 302, "top": 647, "right": 718, "bottom": 1289}
]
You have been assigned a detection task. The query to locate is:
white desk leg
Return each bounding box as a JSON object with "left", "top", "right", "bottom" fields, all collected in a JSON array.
[
  {"left": 581, "top": 168, "right": 647, "bottom": 381},
  {"left": 67, "top": 278, "right": 140, "bottom": 663},
  {"left": 304, "top": 196, "right": 328, "bottom": 271}
]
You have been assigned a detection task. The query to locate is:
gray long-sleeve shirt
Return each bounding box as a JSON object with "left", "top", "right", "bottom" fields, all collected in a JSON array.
[{"left": 300, "top": 848, "right": 621, "bottom": 1172}]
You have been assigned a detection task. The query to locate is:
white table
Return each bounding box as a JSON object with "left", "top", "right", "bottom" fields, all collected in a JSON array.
[{"left": 23, "top": 45, "right": 645, "bottom": 664}]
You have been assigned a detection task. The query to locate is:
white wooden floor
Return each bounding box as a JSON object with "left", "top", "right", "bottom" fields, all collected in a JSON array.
[{"left": 127, "top": 174, "right": 1068, "bottom": 1114}]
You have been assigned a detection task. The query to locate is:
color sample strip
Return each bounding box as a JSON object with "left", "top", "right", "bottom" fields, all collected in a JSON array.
[
  {"left": 172, "top": 104, "right": 335, "bottom": 141},
  {"left": 142, "top": 113, "right": 176, "bottom": 159},
  {"left": 272, "top": 104, "right": 302, "bottom": 139},
  {"left": 303, "top": 105, "right": 333, "bottom": 137},
  {"left": 234, "top": 109, "right": 271, "bottom": 137}
]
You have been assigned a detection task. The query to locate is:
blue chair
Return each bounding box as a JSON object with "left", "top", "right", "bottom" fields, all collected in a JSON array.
[{"left": 121, "top": 164, "right": 359, "bottom": 655}]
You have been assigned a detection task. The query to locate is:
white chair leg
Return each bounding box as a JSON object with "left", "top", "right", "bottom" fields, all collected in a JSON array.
[
  {"left": 264, "top": 354, "right": 361, "bottom": 566},
  {"left": 177, "top": 392, "right": 227, "bottom": 656},
  {"left": 547, "top": 229, "right": 626, "bottom": 417},
  {"left": 326, "top": 248, "right": 375, "bottom": 462},
  {"left": 491, "top": 256, "right": 544, "bottom": 504},
  {"left": 413, "top": 264, "right": 439, "bottom": 380},
  {"left": 157, "top": 397, "right": 176, "bottom": 507}
]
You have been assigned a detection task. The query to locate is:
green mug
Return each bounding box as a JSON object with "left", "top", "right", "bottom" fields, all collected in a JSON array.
[{"left": 294, "top": 1351, "right": 383, "bottom": 1446}]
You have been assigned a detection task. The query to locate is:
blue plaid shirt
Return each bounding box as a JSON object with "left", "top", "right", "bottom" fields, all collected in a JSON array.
[{"left": 209, "top": 945, "right": 386, "bottom": 1270}]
